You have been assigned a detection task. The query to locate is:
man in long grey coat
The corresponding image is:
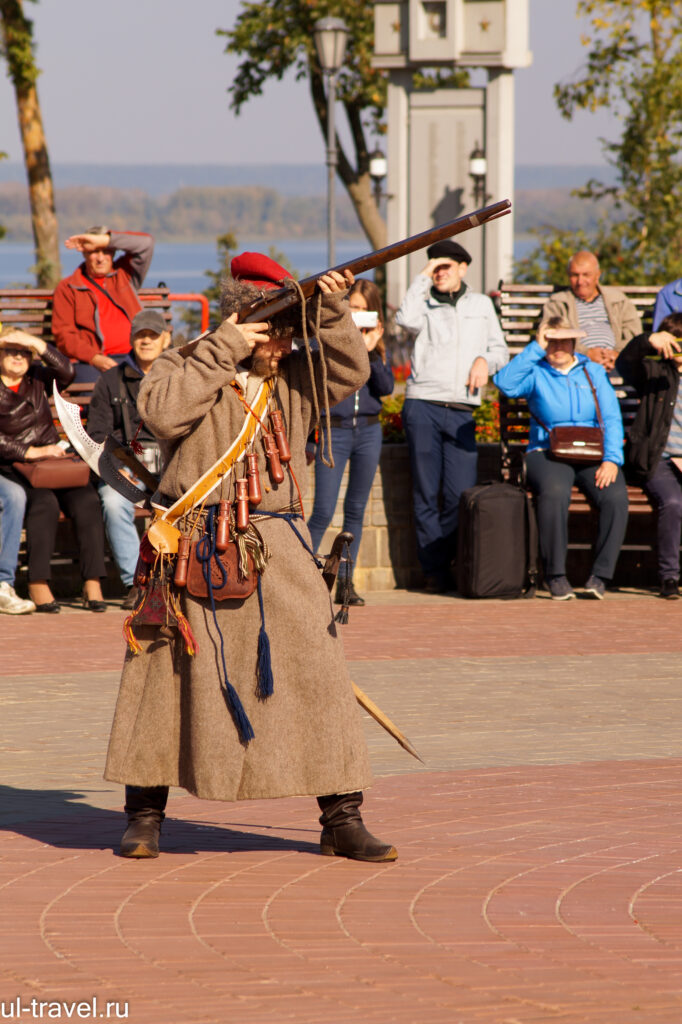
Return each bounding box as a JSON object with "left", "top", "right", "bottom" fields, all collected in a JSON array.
[{"left": 104, "top": 252, "right": 397, "bottom": 864}]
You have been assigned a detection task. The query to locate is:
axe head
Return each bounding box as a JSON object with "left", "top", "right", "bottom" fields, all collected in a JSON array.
[{"left": 53, "top": 382, "right": 152, "bottom": 506}]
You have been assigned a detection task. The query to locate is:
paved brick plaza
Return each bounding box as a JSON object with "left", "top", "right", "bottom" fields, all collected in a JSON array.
[{"left": 2, "top": 587, "right": 682, "bottom": 1023}]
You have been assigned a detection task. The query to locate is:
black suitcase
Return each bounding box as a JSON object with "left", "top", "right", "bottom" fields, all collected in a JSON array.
[{"left": 457, "top": 482, "right": 538, "bottom": 599}]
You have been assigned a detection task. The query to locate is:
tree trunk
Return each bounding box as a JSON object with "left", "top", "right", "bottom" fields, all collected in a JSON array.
[
  {"left": 345, "top": 175, "right": 387, "bottom": 252},
  {"left": 15, "top": 80, "right": 61, "bottom": 287},
  {"left": 308, "top": 67, "right": 386, "bottom": 253},
  {"left": 0, "top": 0, "right": 61, "bottom": 288}
]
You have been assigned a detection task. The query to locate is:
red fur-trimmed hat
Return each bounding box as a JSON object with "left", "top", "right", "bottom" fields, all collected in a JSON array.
[{"left": 230, "top": 252, "right": 292, "bottom": 290}]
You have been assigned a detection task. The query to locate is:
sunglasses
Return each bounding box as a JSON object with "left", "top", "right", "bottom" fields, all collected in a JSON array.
[{"left": 1, "top": 346, "right": 31, "bottom": 358}]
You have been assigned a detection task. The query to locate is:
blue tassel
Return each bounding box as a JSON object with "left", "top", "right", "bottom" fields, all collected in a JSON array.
[
  {"left": 222, "top": 681, "right": 255, "bottom": 742},
  {"left": 256, "top": 575, "right": 274, "bottom": 699},
  {"left": 202, "top": 506, "right": 255, "bottom": 744}
]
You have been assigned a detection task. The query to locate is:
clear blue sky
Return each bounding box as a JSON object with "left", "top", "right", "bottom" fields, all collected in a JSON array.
[{"left": 0, "top": 0, "right": 614, "bottom": 168}]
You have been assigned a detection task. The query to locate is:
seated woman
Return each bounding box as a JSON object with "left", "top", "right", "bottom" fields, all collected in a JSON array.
[
  {"left": 308, "top": 279, "right": 394, "bottom": 606},
  {"left": 616, "top": 312, "right": 682, "bottom": 598},
  {"left": 494, "top": 318, "right": 628, "bottom": 600},
  {"left": 0, "top": 328, "right": 107, "bottom": 612}
]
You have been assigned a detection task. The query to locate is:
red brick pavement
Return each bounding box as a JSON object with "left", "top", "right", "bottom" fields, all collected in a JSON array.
[
  {"left": 3, "top": 592, "right": 682, "bottom": 676},
  {"left": 3, "top": 764, "right": 682, "bottom": 1023},
  {"left": 4, "top": 594, "right": 682, "bottom": 1022}
]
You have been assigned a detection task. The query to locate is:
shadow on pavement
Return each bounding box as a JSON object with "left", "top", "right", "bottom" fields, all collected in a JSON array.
[{"left": 0, "top": 785, "right": 320, "bottom": 856}]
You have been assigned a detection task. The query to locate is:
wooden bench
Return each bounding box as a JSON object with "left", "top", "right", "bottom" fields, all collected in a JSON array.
[
  {"left": 0, "top": 286, "right": 174, "bottom": 341},
  {"left": 1, "top": 288, "right": 174, "bottom": 596},
  {"left": 496, "top": 282, "right": 664, "bottom": 586},
  {"left": 497, "top": 282, "right": 661, "bottom": 357}
]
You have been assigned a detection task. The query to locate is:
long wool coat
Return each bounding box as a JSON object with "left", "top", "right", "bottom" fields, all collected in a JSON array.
[{"left": 104, "top": 290, "right": 375, "bottom": 801}]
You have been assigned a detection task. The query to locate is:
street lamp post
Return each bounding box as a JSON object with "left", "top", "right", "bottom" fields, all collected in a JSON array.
[
  {"left": 469, "top": 143, "right": 488, "bottom": 290},
  {"left": 369, "top": 147, "right": 388, "bottom": 206},
  {"left": 314, "top": 17, "right": 349, "bottom": 268},
  {"left": 468, "top": 143, "right": 488, "bottom": 208}
]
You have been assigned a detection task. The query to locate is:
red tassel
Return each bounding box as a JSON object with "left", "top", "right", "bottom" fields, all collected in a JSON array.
[{"left": 123, "top": 613, "right": 143, "bottom": 655}]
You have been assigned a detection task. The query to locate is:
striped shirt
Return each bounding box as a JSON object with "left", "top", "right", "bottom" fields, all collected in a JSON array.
[
  {"left": 576, "top": 294, "right": 616, "bottom": 349},
  {"left": 664, "top": 386, "right": 682, "bottom": 456}
]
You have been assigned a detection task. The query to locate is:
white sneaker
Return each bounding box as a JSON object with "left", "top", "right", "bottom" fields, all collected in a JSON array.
[{"left": 0, "top": 581, "right": 35, "bottom": 615}]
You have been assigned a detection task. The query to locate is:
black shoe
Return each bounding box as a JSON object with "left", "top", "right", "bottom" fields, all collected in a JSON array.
[
  {"left": 423, "top": 575, "right": 449, "bottom": 594},
  {"left": 660, "top": 578, "right": 680, "bottom": 600},
  {"left": 119, "top": 815, "right": 162, "bottom": 858},
  {"left": 334, "top": 580, "right": 365, "bottom": 607},
  {"left": 317, "top": 792, "right": 397, "bottom": 863},
  {"left": 35, "top": 601, "right": 60, "bottom": 614},
  {"left": 82, "top": 590, "right": 106, "bottom": 613},
  {"left": 121, "top": 586, "right": 140, "bottom": 611},
  {"left": 120, "top": 786, "right": 168, "bottom": 858}
]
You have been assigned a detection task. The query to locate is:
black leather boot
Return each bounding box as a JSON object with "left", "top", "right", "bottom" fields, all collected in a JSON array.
[
  {"left": 317, "top": 792, "right": 397, "bottom": 862},
  {"left": 120, "top": 785, "right": 169, "bottom": 858},
  {"left": 334, "top": 578, "right": 365, "bottom": 607}
]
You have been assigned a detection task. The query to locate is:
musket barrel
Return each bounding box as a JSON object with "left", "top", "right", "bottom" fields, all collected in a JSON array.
[
  {"left": 238, "top": 199, "right": 511, "bottom": 324},
  {"left": 303, "top": 198, "right": 511, "bottom": 284},
  {"left": 176, "top": 199, "right": 512, "bottom": 348}
]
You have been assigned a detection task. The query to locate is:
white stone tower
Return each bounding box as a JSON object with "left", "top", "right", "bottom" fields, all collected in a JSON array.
[{"left": 372, "top": 0, "right": 531, "bottom": 304}]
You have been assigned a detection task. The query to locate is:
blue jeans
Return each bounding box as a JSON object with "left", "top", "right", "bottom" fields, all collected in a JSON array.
[
  {"left": 643, "top": 458, "right": 682, "bottom": 581},
  {"left": 98, "top": 482, "right": 139, "bottom": 586},
  {"left": 402, "top": 399, "right": 478, "bottom": 577},
  {"left": 72, "top": 353, "right": 128, "bottom": 384},
  {"left": 308, "top": 422, "right": 383, "bottom": 579},
  {"left": 0, "top": 474, "right": 27, "bottom": 586}
]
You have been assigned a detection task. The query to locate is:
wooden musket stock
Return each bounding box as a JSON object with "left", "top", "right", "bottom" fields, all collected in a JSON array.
[{"left": 178, "top": 199, "right": 511, "bottom": 355}]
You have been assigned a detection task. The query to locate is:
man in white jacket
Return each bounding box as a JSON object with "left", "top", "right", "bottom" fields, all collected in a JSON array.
[{"left": 396, "top": 240, "right": 508, "bottom": 592}]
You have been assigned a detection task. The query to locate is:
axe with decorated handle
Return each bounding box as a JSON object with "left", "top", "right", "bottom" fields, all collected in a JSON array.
[{"left": 53, "top": 383, "right": 156, "bottom": 506}]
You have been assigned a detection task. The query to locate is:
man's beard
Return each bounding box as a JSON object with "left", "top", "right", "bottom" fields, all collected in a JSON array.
[{"left": 250, "top": 352, "right": 283, "bottom": 378}]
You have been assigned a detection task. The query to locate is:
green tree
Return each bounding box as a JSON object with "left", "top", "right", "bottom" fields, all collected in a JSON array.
[
  {"left": 180, "top": 233, "right": 296, "bottom": 336},
  {"left": 219, "top": 0, "right": 387, "bottom": 251},
  {"left": 0, "top": 0, "right": 60, "bottom": 286},
  {"left": 515, "top": 0, "right": 682, "bottom": 285}
]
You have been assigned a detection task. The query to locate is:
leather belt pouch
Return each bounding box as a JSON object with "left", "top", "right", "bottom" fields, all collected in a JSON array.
[
  {"left": 186, "top": 540, "right": 257, "bottom": 600},
  {"left": 549, "top": 426, "right": 604, "bottom": 462}
]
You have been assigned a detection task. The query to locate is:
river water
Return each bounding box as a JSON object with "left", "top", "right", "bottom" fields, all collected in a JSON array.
[
  {"left": 0, "top": 236, "right": 535, "bottom": 292},
  {"left": 0, "top": 239, "right": 373, "bottom": 293}
]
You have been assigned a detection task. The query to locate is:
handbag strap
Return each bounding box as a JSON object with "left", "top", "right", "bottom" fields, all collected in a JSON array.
[
  {"left": 117, "top": 365, "right": 136, "bottom": 445},
  {"left": 530, "top": 362, "right": 605, "bottom": 433},
  {"left": 581, "top": 364, "right": 604, "bottom": 430},
  {"left": 83, "top": 271, "right": 134, "bottom": 321}
]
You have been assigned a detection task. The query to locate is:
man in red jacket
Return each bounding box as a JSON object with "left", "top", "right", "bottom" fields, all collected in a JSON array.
[{"left": 52, "top": 227, "right": 154, "bottom": 382}]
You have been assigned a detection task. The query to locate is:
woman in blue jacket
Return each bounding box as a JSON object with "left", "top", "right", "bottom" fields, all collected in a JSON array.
[
  {"left": 494, "top": 319, "right": 628, "bottom": 600},
  {"left": 308, "top": 279, "right": 394, "bottom": 606}
]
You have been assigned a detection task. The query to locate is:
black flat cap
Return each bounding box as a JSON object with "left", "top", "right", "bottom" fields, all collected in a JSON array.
[{"left": 426, "top": 240, "right": 472, "bottom": 264}]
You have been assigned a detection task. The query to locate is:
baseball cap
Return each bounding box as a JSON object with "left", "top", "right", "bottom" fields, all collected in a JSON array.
[{"left": 130, "top": 309, "right": 168, "bottom": 340}]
